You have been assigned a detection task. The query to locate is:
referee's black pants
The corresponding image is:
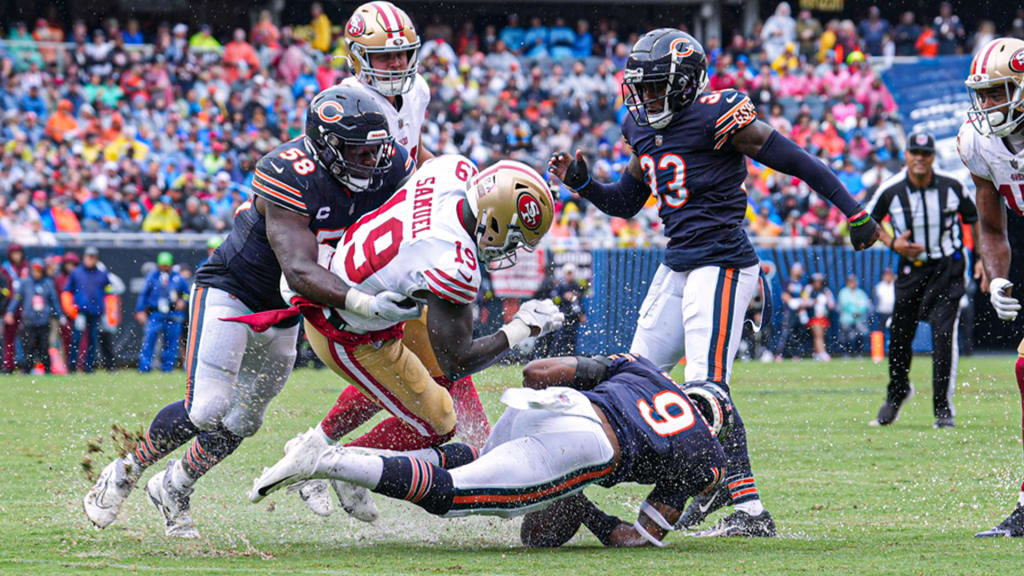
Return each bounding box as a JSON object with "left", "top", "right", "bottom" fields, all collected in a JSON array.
[{"left": 886, "top": 256, "right": 965, "bottom": 419}]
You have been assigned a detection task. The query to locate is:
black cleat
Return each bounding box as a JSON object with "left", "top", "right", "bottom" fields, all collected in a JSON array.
[
  {"left": 677, "top": 482, "right": 732, "bottom": 530},
  {"left": 976, "top": 505, "right": 1024, "bottom": 537},
  {"left": 869, "top": 385, "right": 914, "bottom": 426},
  {"left": 933, "top": 416, "right": 955, "bottom": 429},
  {"left": 692, "top": 509, "right": 776, "bottom": 538}
]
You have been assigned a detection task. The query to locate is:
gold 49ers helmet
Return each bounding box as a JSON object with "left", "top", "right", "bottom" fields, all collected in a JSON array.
[
  {"left": 966, "top": 37, "right": 1024, "bottom": 137},
  {"left": 466, "top": 161, "right": 555, "bottom": 270},
  {"left": 345, "top": 1, "right": 420, "bottom": 97}
]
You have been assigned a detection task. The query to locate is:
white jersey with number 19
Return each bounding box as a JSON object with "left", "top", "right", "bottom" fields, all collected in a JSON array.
[{"left": 324, "top": 154, "right": 482, "bottom": 332}]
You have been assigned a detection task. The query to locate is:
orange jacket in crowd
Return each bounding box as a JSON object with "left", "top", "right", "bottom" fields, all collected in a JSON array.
[{"left": 45, "top": 100, "right": 79, "bottom": 143}]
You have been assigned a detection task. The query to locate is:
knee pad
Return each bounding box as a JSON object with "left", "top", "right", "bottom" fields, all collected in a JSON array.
[{"left": 187, "top": 390, "right": 231, "bottom": 431}]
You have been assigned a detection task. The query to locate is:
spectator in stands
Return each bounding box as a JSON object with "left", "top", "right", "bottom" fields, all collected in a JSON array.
[
  {"left": 142, "top": 195, "right": 181, "bottom": 233},
  {"left": 893, "top": 12, "right": 922, "bottom": 56},
  {"left": 6, "top": 258, "right": 60, "bottom": 374},
  {"left": 548, "top": 17, "right": 575, "bottom": 61},
  {"left": 933, "top": 1, "right": 966, "bottom": 54},
  {"left": 189, "top": 24, "right": 221, "bottom": 52},
  {"left": 499, "top": 14, "right": 526, "bottom": 54},
  {"left": 66, "top": 246, "right": 110, "bottom": 373},
  {"left": 523, "top": 16, "right": 549, "bottom": 59},
  {"left": 122, "top": 18, "right": 144, "bottom": 45},
  {"left": 310, "top": 2, "right": 332, "bottom": 53},
  {"left": 838, "top": 273, "right": 871, "bottom": 356},
  {"left": 45, "top": 99, "right": 78, "bottom": 143},
  {"left": 761, "top": 1, "right": 796, "bottom": 61},
  {"left": 796, "top": 10, "right": 822, "bottom": 61},
  {"left": 573, "top": 19, "right": 593, "bottom": 58},
  {"left": 858, "top": 6, "right": 890, "bottom": 56},
  {"left": 223, "top": 28, "right": 260, "bottom": 82}
]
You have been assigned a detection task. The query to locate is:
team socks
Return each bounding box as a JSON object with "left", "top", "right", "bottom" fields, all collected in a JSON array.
[
  {"left": 173, "top": 426, "right": 244, "bottom": 490},
  {"left": 128, "top": 400, "right": 200, "bottom": 480}
]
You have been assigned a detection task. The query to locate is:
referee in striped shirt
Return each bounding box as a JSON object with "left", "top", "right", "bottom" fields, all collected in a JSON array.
[{"left": 865, "top": 132, "right": 982, "bottom": 428}]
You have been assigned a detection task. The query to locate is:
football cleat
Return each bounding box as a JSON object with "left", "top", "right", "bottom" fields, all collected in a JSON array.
[
  {"left": 869, "top": 385, "right": 914, "bottom": 426},
  {"left": 250, "top": 427, "right": 326, "bottom": 502},
  {"left": 145, "top": 460, "right": 199, "bottom": 539},
  {"left": 933, "top": 416, "right": 955, "bottom": 429},
  {"left": 676, "top": 481, "right": 732, "bottom": 530},
  {"left": 288, "top": 481, "right": 334, "bottom": 517},
  {"left": 332, "top": 479, "right": 379, "bottom": 523},
  {"left": 83, "top": 457, "right": 138, "bottom": 529},
  {"left": 692, "top": 509, "right": 776, "bottom": 538},
  {"left": 283, "top": 430, "right": 333, "bottom": 517},
  {"left": 975, "top": 505, "right": 1024, "bottom": 537}
]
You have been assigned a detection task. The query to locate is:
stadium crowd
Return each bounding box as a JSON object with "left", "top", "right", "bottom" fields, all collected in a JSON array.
[{"left": 0, "top": 2, "right": 1022, "bottom": 252}]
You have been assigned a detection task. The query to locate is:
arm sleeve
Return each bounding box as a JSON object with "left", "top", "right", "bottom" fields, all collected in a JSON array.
[
  {"left": 579, "top": 168, "right": 651, "bottom": 219},
  {"left": 753, "top": 130, "right": 862, "bottom": 218}
]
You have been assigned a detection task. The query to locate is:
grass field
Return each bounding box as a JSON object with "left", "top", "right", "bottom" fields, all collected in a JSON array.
[{"left": 2, "top": 355, "right": 1024, "bottom": 575}]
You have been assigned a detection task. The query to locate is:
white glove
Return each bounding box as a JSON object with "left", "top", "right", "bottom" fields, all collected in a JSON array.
[
  {"left": 345, "top": 289, "right": 422, "bottom": 323},
  {"left": 989, "top": 277, "right": 1021, "bottom": 322},
  {"left": 501, "top": 299, "right": 564, "bottom": 348}
]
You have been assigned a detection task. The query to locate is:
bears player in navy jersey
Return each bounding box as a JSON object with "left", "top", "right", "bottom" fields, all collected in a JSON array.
[
  {"left": 549, "top": 29, "right": 882, "bottom": 537},
  {"left": 83, "top": 85, "right": 422, "bottom": 538},
  {"left": 250, "top": 352, "right": 733, "bottom": 548}
]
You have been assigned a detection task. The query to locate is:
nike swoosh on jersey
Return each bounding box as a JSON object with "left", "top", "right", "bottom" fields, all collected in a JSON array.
[
  {"left": 458, "top": 270, "right": 473, "bottom": 282},
  {"left": 271, "top": 162, "right": 285, "bottom": 174},
  {"left": 725, "top": 94, "right": 738, "bottom": 103}
]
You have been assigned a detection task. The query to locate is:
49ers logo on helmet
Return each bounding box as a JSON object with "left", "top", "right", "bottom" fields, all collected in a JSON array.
[
  {"left": 1010, "top": 48, "right": 1024, "bottom": 74},
  {"left": 347, "top": 14, "right": 366, "bottom": 37},
  {"left": 517, "top": 193, "right": 542, "bottom": 231}
]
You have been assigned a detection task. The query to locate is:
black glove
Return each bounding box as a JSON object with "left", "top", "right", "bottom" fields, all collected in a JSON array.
[
  {"left": 848, "top": 212, "right": 880, "bottom": 251},
  {"left": 554, "top": 152, "right": 591, "bottom": 192}
]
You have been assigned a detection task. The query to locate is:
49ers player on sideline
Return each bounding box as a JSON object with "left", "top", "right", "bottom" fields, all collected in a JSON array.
[
  {"left": 231, "top": 155, "right": 562, "bottom": 524},
  {"left": 82, "top": 86, "right": 420, "bottom": 538},
  {"left": 289, "top": 1, "right": 495, "bottom": 521},
  {"left": 959, "top": 37, "right": 1024, "bottom": 538},
  {"left": 549, "top": 29, "right": 880, "bottom": 537}
]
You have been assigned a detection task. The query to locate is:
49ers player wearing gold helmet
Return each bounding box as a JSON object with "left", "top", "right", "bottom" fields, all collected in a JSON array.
[
  {"left": 959, "top": 37, "right": 1024, "bottom": 537},
  {"left": 288, "top": 2, "right": 492, "bottom": 521},
  {"left": 248, "top": 156, "right": 563, "bottom": 520}
]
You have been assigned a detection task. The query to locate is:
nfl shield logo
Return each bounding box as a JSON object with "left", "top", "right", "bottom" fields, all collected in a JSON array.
[{"left": 655, "top": 135, "right": 663, "bottom": 146}]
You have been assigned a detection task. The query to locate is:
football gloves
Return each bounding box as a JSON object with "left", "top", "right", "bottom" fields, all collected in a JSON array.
[
  {"left": 848, "top": 210, "right": 880, "bottom": 251},
  {"left": 501, "top": 298, "right": 565, "bottom": 347},
  {"left": 552, "top": 151, "right": 592, "bottom": 192},
  {"left": 989, "top": 277, "right": 1020, "bottom": 321},
  {"left": 345, "top": 289, "right": 422, "bottom": 323}
]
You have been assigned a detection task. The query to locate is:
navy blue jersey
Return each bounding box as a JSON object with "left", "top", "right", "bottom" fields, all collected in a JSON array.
[
  {"left": 622, "top": 89, "right": 760, "bottom": 273},
  {"left": 194, "top": 138, "right": 413, "bottom": 318},
  {"left": 582, "top": 353, "right": 725, "bottom": 510}
]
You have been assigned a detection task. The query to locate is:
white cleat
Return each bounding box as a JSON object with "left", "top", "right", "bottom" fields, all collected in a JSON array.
[
  {"left": 83, "top": 458, "right": 138, "bottom": 529},
  {"left": 288, "top": 481, "right": 334, "bottom": 517},
  {"left": 250, "top": 427, "right": 325, "bottom": 503},
  {"left": 282, "top": 430, "right": 333, "bottom": 516},
  {"left": 332, "top": 479, "right": 379, "bottom": 523},
  {"left": 145, "top": 460, "right": 200, "bottom": 539}
]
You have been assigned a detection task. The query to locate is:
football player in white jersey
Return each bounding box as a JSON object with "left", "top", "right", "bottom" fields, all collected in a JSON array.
[
  {"left": 958, "top": 37, "right": 1024, "bottom": 537},
  {"left": 291, "top": 1, "right": 493, "bottom": 520},
  {"left": 230, "top": 155, "right": 563, "bottom": 519}
]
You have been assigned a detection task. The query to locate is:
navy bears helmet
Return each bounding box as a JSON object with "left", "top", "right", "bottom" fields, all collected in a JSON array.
[
  {"left": 305, "top": 85, "right": 395, "bottom": 193},
  {"left": 622, "top": 28, "right": 708, "bottom": 129}
]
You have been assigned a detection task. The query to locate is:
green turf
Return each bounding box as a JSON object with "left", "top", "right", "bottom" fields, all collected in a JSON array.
[{"left": 2, "top": 356, "right": 1024, "bottom": 575}]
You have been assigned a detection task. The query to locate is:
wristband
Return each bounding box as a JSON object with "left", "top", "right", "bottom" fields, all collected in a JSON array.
[
  {"left": 499, "top": 318, "right": 531, "bottom": 348},
  {"left": 889, "top": 234, "right": 897, "bottom": 251},
  {"left": 848, "top": 208, "right": 870, "bottom": 227},
  {"left": 639, "top": 501, "right": 675, "bottom": 532},
  {"left": 344, "top": 288, "right": 371, "bottom": 315},
  {"left": 633, "top": 520, "right": 666, "bottom": 547}
]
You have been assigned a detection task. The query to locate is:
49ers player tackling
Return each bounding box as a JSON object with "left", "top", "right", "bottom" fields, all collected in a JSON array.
[
  {"left": 960, "top": 37, "right": 1024, "bottom": 538},
  {"left": 240, "top": 155, "right": 563, "bottom": 522}
]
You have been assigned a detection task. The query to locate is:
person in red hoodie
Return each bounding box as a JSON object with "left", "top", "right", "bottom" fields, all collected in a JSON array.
[{"left": 2, "top": 244, "right": 28, "bottom": 373}]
